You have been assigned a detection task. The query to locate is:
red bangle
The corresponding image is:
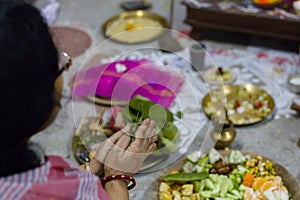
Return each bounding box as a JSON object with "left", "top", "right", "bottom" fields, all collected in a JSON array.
[{"left": 101, "top": 175, "right": 136, "bottom": 190}]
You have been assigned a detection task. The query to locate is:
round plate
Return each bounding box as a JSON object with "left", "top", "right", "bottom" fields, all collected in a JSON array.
[
  {"left": 87, "top": 95, "right": 128, "bottom": 107},
  {"left": 252, "top": 0, "right": 283, "bottom": 9},
  {"left": 203, "top": 68, "right": 236, "bottom": 85},
  {"left": 152, "top": 150, "right": 300, "bottom": 200},
  {"left": 102, "top": 10, "right": 168, "bottom": 44},
  {"left": 72, "top": 134, "right": 168, "bottom": 171},
  {"left": 202, "top": 84, "right": 275, "bottom": 126},
  {"left": 71, "top": 115, "right": 169, "bottom": 171},
  {"left": 51, "top": 26, "right": 92, "bottom": 57}
]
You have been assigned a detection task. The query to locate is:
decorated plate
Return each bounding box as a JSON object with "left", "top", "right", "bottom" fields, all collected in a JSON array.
[
  {"left": 71, "top": 94, "right": 197, "bottom": 172},
  {"left": 152, "top": 150, "right": 300, "bottom": 200},
  {"left": 87, "top": 95, "right": 128, "bottom": 107},
  {"left": 203, "top": 67, "right": 236, "bottom": 85},
  {"left": 102, "top": 10, "right": 168, "bottom": 44},
  {"left": 202, "top": 84, "right": 275, "bottom": 126},
  {"left": 72, "top": 134, "right": 168, "bottom": 170},
  {"left": 71, "top": 114, "right": 169, "bottom": 171}
]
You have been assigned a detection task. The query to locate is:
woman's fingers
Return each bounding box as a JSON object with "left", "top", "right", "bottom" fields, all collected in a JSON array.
[
  {"left": 103, "top": 119, "right": 159, "bottom": 174},
  {"left": 108, "top": 125, "right": 130, "bottom": 143},
  {"left": 141, "top": 120, "right": 157, "bottom": 148},
  {"left": 94, "top": 125, "right": 131, "bottom": 162},
  {"left": 127, "top": 119, "right": 158, "bottom": 153},
  {"left": 134, "top": 118, "right": 150, "bottom": 138},
  {"left": 147, "top": 143, "right": 157, "bottom": 153},
  {"left": 115, "top": 125, "right": 131, "bottom": 149},
  {"left": 135, "top": 119, "right": 156, "bottom": 139},
  {"left": 115, "top": 134, "right": 131, "bottom": 149},
  {"left": 146, "top": 120, "right": 157, "bottom": 138},
  {"left": 152, "top": 135, "right": 158, "bottom": 143}
]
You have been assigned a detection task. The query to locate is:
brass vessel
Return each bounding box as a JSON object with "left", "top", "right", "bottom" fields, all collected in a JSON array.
[{"left": 211, "top": 109, "right": 236, "bottom": 149}]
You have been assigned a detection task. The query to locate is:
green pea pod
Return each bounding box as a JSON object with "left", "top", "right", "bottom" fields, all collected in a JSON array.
[{"left": 162, "top": 172, "right": 208, "bottom": 181}]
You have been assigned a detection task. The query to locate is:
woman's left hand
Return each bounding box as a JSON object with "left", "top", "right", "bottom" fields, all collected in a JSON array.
[
  {"left": 103, "top": 119, "right": 158, "bottom": 176},
  {"left": 81, "top": 129, "right": 127, "bottom": 176}
]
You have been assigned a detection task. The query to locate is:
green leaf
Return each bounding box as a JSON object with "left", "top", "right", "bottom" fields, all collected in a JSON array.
[
  {"left": 162, "top": 121, "right": 179, "bottom": 140},
  {"left": 128, "top": 95, "right": 174, "bottom": 122}
]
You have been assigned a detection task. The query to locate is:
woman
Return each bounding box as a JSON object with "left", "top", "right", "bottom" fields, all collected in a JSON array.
[{"left": 0, "top": 1, "right": 157, "bottom": 199}]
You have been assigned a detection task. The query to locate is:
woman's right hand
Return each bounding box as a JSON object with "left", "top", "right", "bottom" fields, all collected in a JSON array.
[{"left": 103, "top": 118, "right": 158, "bottom": 177}]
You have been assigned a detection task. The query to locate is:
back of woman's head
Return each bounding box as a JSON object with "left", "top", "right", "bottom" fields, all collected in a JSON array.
[{"left": 0, "top": 0, "right": 58, "bottom": 149}]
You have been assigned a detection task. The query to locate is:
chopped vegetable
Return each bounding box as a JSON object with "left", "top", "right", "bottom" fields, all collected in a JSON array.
[
  {"left": 187, "top": 151, "right": 201, "bottom": 163},
  {"left": 197, "top": 156, "right": 209, "bottom": 166},
  {"left": 235, "top": 100, "right": 241, "bottom": 108},
  {"left": 208, "top": 148, "right": 222, "bottom": 164},
  {"left": 159, "top": 182, "right": 171, "bottom": 192},
  {"left": 182, "top": 161, "right": 196, "bottom": 173},
  {"left": 159, "top": 191, "right": 173, "bottom": 200},
  {"left": 182, "top": 184, "right": 193, "bottom": 196},
  {"left": 158, "top": 149, "right": 291, "bottom": 200},
  {"left": 228, "top": 150, "right": 246, "bottom": 164},
  {"left": 242, "top": 172, "right": 254, "bottom": 187}
]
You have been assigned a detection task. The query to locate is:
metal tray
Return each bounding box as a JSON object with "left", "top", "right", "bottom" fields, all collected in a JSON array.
[
  {"left": 202, "top": 84, "right": 275, "bottom": 126},
  {"left": 71, "top": 115, "right": 170, "bottom": 172},
  {"left": 152, "top": 150, "right": 300, "bottom": 200},
  {"left": 102, "top": 10, "right": 168, "bottom": 44}
]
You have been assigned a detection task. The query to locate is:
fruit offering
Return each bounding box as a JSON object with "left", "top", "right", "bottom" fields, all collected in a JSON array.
[{"left": 158, "top": 149, "right": 291, "bottom": 200}]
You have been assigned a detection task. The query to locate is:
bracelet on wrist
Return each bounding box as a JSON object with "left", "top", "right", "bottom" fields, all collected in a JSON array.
[
  {"left": 101, "top": 174, "right": 136, "bottom": 190},
  {"left": 84, "top": 162, "right": 104, "bottom": 177},
  {"left": 85, "top": 162, "right": 92, "bottom": 172}
]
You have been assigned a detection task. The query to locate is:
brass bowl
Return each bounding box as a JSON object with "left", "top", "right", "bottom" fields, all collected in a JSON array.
[
  {"left": 287, "top": 74, "right": 300, "bottom": 94},
  {"left": 211, "top": 127, "right": 236, "bottom": 149},
  {"left": 102, "top": 10, "right": 168, "bottom": 44},
  {"left": 202, "top": 84, "right": 275, "bottom": 126}
]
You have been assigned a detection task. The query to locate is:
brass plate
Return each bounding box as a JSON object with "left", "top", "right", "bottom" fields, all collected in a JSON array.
[
  {"left": 152, "top": 150, "right": 300, "bottom": 200},
  {"left": 72, "top": 135, "right": 167, "bottom": 171},
  {"left": 202, "top": 84, "right": 275, "bottom": 126},
  {"left": 102, "top": 10, "right": 168, "bottom": 44},
  {"left": 72, "top": 115, "right": 168, "bottom": 171},
  {"left": 203, "top": 68, "right": 236, "bottom": 85},
  {"left": 87, "top": 94, "right": 128, "bottom": 107}
]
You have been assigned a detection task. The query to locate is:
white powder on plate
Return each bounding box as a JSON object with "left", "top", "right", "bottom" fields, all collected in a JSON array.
[{"left": 290, "top": 77, "right": 300, "bottom": 85}]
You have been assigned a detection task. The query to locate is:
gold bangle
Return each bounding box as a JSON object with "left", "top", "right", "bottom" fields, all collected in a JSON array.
[
  {"left": 85, "top": 162, "right": 104, "bottom": 178},
  {"left": 85, "top": 162, "right": 91, "bottom": 172}
]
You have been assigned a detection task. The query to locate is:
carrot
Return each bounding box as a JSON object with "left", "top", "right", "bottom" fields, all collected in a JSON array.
[{"left": 242, "top": 172, "right": 255, "bottom": 187}]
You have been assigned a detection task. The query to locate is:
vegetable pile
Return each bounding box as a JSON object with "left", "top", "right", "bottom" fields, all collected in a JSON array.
[{"left": 158, "top": 149, "right": 291, "bottom": 200}]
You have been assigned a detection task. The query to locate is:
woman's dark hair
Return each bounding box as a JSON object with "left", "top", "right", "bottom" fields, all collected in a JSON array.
[{"left": 0, "top": 0, "right": 58, "bottom": 176}]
